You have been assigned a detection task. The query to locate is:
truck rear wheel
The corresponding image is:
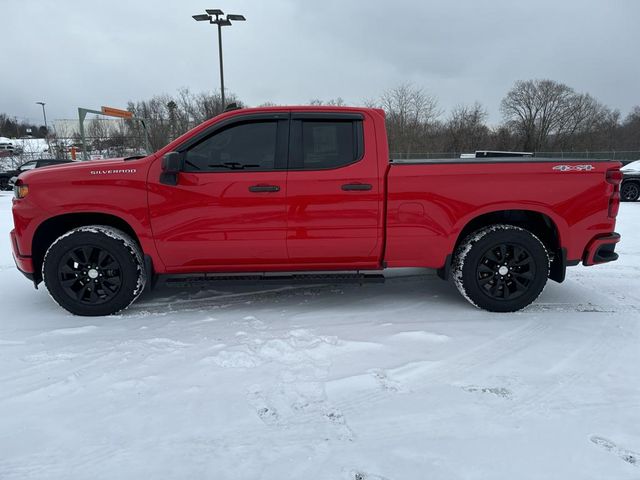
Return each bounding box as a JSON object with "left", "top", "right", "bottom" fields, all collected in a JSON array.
[
  {"left": 453, "top": 225, "right": 549, "bottom": 312},
  {"left": 43, "top": 226, "right": 146, "bottom": 316}
]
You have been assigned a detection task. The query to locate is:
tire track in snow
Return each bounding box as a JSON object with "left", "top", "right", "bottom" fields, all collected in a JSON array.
[
  {"left": 329, "top": 319, "right": 552, "bottom": 414},
  {"left": 505, "top": 320, "right": 624, "bottom": 417}
]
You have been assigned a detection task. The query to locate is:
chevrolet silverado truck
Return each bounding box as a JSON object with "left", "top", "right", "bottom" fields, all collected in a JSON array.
[{"left": 10, "top": 106, "right": 623, "bottom": 316}]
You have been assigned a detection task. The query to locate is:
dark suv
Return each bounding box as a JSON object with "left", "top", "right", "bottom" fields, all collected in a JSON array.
[
  {"left": 1, "top": 159, "right": 75, "bottom": 191},
  {"left": 621, "top": 160, "right": 640, "bottom": 202}
]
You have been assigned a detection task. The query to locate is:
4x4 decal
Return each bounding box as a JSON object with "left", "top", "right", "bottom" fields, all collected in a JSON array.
[{"left": 553, "top": 165, "right": 595, "bottom": 172}]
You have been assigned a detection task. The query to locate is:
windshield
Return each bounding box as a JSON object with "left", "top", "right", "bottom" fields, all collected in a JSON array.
[{"left": 19, "top": 162, "right": 37, "bottom": 171}]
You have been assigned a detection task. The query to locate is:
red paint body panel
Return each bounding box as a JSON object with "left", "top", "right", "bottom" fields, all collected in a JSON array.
[
  {"left": 385, "top": 162, "right": 618, "bottom": 268},
  {"left": 10, "top": 106, "right": 621, "bottom": 281}
]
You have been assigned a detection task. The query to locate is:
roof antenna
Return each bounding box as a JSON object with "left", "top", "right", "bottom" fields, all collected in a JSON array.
[{"left": 224, "top": 103, "right": 241, "bottom": 112}]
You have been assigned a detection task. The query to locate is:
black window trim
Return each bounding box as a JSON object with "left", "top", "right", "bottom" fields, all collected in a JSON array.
[
  {"left": 287, "top": 116, "right": 365, "bottom": 172},
  {"left": 177, "top": 112, "right": 290, "bottom": 173}
]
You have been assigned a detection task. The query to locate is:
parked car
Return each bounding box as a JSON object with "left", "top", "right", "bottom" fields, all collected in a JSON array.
[
  {"left": 11, "top": 106, "right": 623, "bottom": 316},
  {"left": 621, "top": 160, "right": 640, "bottom": 202},
  {"left": 0, "top": 140, "right": 22, "bottom": 156},
  {"left": 1, "top": 159, "right": 75, "bottom": 191}
]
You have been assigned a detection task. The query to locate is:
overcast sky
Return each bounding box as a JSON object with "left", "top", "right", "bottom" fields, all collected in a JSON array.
[{"left": 2, "top": 0, "right": 639, "bottom": 125}]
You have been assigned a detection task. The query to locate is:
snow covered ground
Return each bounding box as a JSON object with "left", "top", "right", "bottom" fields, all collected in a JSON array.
[{"left": 0, "top": 192, "right": 639, "bottom": 480}]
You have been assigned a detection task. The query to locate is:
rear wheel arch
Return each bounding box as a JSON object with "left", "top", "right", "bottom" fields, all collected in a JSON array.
[
  {"left": 439, "top": 209, "right": 565, "bottom": 283},
  {"left": 32, "top": 213, "right": 143, "bottom": 285}
]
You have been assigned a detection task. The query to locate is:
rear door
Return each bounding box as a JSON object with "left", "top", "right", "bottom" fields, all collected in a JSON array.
[{"left": 285, "top": 112, "right": 383, "bottom": 267}]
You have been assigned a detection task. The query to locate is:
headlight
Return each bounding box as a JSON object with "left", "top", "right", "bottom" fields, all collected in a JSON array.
[{"left": 14, "top": 183, "right": 29, "bottom": 199}]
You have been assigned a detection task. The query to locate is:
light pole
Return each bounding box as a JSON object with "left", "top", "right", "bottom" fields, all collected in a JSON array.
[
  {"left": 192, "top": 9, "right": 246, "bottom": 108},
  {"left": 36, "top": 101, "right": 51, "bottom": 151}
]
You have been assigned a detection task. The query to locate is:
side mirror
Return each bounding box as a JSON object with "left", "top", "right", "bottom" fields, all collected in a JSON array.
[{"left": 160, "top": 152, "right": 184, "bottom": 185}]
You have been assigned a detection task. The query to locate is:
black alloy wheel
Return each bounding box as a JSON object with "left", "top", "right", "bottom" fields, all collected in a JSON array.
[
  {"left": 58, "top": 245, "right": 123, "bottom": 304},
  {"left": 476, "top": 243, "right": 536, "bottom": 301}
]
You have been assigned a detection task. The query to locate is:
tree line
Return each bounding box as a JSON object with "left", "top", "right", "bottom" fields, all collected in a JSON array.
[
  {"left": 125, "top": 80, "right": 640, "bottom": 157},
  {"left": 0, "top": 114, "right": 47, "bottom": 139},
  {"left": 2, "top": 80, "right": 639, "bottom": 158}
]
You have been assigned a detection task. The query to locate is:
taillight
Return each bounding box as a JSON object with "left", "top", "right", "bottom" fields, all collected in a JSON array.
[
  {"left": 606, "top": 168, "right": 622, "bottom": 218},
  {"left": 606, "top": 170, "right": 623, "bottom": 186}
]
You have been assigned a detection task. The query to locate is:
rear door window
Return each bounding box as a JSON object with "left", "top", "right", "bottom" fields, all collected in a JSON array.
[{"left": 290, "top": 119, "right": 364, "bottom": 170}]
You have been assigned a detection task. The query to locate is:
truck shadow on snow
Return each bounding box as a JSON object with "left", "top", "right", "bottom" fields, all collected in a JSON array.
[
  {"left": 125, "top": 268, "right": 640, "bottom": 318},
  {"left": 127, "top": 271, "right": 468, "bottom": 317}
]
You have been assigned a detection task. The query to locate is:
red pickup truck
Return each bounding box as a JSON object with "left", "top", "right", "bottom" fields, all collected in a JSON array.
[{"left": 11, "top": 106, "right": 623, "bottom": 316}]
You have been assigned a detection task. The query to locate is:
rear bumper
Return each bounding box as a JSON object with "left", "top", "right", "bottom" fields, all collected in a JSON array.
[
  {"left": 10, "top": 229, "right": 35, "bottom": 280},
  {"left": 583, "top": 232, "right": 621, "bottom": 266}
]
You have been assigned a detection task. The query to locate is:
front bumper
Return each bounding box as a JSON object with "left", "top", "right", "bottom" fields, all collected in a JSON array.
[
  {"left": 583, "top": 232, "right": 621, "bottom": 266},
  {"left": 10, "top": 229, "right": 35, "bottom": 281}
]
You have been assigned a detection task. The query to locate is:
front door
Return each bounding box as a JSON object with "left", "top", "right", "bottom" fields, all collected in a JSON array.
[{"left": 148, "top": 113, "right": 290, "bottom": 271}]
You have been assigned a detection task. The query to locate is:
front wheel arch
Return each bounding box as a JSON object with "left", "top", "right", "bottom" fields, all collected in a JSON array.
[{"left": 31, "top": 213, "right": 142, "bottom": 285}]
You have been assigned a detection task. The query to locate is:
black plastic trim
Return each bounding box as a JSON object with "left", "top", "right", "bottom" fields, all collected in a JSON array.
[
  {"left": 144, "top": 254, "right": 157, "bottom": 292},
  {"left": 549, "top": 247, "right": 568, "bottom": 283},
  {"left": 291, "top": 112, "right": 364, "bottom": 121},
  {"left": 594, "top": 244, "right": 619, "bottom": 264},
  {"left": 391, "top": 157, "right": 620, "bottom": 165},
  {"left": 437, "top": 254, "right": 452, "bottom": 281}
]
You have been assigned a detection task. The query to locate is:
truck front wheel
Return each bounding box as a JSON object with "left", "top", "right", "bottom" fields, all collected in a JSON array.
[
  {"left": 43, "top": 226, "right": 146, "bottom": 316},
  {"left": 452, "top": 225, "right": 549, "bottom": 312}
]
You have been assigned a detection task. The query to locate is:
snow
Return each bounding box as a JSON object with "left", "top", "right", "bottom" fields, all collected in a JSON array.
[{"left": 0, "top": 192, "right": 639, "bottom": 479}]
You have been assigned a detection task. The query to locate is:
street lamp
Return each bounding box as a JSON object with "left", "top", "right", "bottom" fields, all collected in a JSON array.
[
  {"left": 36, "top": 101, "right": 51, "bottom": 151},
  {"left": 192, "top": 9, "right": 246, "bottom": 108}
]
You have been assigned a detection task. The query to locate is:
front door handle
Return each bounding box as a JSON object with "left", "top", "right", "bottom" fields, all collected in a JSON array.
[
  {"left": 249, "top": 185, "right": 280, "bottom": 193},
  {"left": 342, "top": 183, "right": 373, "bottom": 191}
]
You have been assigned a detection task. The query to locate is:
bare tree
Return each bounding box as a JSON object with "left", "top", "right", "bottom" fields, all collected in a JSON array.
[
  {"left": 501, "top": 79, "right": 577, "bottom": 151},
  {"left": 309, "top": 97, "right": 346, "bottom": 106},
  {"left": 376, "top": 84, "right": 441, "bottom": 154},
  {"left": 125, "top": 89, "right": 245, "bottom": 151},
  {"left": 444, "top": 103, "right": 490, "bottom": 153}
]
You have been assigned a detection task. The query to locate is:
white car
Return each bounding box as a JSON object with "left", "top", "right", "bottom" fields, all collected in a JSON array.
[{"left": 621, "top": 160, "right": 640, "bottom": 202}]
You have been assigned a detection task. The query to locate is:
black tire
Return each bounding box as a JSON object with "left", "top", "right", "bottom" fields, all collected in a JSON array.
[
  {"left": 0, "top": 177, "right": 8, "bottom": 191},
  {"left": 621, "top": 181, "right": 640, "bottom": 202},
  {"left": 43, "top": 226, "right": 146, "bottom": 316},
  {"left": 453, "top": 225, "right": 549, "bottom": 312}
]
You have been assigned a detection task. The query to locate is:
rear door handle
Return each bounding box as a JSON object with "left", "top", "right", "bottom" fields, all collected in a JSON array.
[
  {"left": 342, "top": 183, "right": 373, "bottom": 191},
  {"left": 249, "top": 185, "right": 280, "bottom": 193}
]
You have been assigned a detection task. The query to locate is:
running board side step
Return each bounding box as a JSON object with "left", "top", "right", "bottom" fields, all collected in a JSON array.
[{"left": 162, "top": 271, "right": 386, "bottom": 288}]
